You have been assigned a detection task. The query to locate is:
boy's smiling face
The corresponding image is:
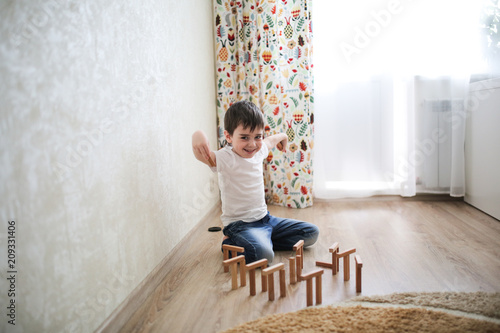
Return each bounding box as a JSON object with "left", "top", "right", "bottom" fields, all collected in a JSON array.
[{"left": 225, "top": 125, "right": 264, "bottom": 159}]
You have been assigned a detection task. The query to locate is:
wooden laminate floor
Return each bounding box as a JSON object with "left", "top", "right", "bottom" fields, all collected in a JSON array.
[{"left": 119, "top": 197, "right": 500, "bottom": 333}]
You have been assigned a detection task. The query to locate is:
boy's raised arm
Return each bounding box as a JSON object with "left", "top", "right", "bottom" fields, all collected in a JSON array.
[
  {"left": 192, "top": 130, "right": 216, "bottom": 167},
  {"left": 265, "top": 133, "right": 288, "bottom": 152}
]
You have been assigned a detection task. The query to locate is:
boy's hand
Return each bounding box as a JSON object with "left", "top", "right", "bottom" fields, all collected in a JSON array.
[
  {"left": 265, "top": 133, "right": 288, "bottom": 152},
  {"left": 276, "top": 137, "right": 287, "bottom": 152},
  {"left": 192, "top": 130, "right": 216, "bottom": 167}
]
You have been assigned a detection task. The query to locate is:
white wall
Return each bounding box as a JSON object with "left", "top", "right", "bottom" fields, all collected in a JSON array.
[
  {"left": 465, "top": 78, "right": 500, "bottom": 220},
  {"left": 0, "top": 1, "right": 218, "bottom": 332}
]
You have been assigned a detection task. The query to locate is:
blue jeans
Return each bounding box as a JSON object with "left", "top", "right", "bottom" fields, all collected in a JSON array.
[{"left": 221, "top": 213, "right": 319, "bottom": 264}]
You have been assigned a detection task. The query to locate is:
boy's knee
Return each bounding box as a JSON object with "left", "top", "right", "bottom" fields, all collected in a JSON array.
[
  {"left": 304, "top": 224, "right": 320, "bottom": 247},
  {"left": 260, "top": 247, "right": 275, "bottom": 263},
  {"left": 247, "top": 246, "right": 274, "bottom": 264}
]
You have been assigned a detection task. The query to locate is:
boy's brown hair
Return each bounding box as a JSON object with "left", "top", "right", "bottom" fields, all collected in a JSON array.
[{"left": 224, "top": 100, "right": 265, "bottom": 135}]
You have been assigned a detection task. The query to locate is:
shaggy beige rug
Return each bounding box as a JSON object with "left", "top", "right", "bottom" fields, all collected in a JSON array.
[{"left": 222, "top": 292, "right": 500, "bottom": 333}]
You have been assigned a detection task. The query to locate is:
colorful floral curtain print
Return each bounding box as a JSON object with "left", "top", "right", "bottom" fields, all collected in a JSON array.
[{"left": 214, "top": 0, "right": 314, "bottom": 208}]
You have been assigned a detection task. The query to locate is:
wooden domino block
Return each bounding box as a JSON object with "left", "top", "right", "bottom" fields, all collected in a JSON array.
[
  {"left": 337, "top": 248, "right": 356, "bottom": 281},
  {"left": 355, "top": 254, "right": 363, "bottom": 293},
  {"left": 207, "top": 156, "right": 216, "bottom": 167},
  {"left": 293, "top": 240, "right": 304, "bottom": 281},
  {"left": 223, "top": 255, "right": 246, "bottom": 290},
  {"left": 316, "top": 242, "right": 339, "bottom": 275},
  {"left": 245, "top": 259, "right": 268, "bottom": 296},
  {"left": 279, "top": 269, "right": 286, "bottom": 297},
  {"left": 293, "top": 240, "right": 304, "bottom": 268},
  {"left": 262, "top": 263, "right": 286, "bottom": 301},
  {"left": 300, "top": 269, "right": 324, "bottom": 306},
  {"left": 222, "top": 244, "right": 244, "bottom": 272},
  {"left": 289, "top": 257, "right": 297, "bottom": 284}
]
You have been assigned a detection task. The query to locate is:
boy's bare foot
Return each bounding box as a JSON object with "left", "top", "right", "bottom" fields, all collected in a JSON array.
[{"left": 222, "top": 235, "right": 229, "bottom": 241}]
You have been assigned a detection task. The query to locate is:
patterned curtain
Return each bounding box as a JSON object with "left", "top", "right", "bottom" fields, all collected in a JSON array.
[{"left": 214, "top": 0, "right": 314, "bottom": 208}]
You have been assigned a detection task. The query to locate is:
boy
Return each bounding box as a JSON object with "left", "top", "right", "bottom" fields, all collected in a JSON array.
[{"left": 192, "top": 100, "right": 319, "bottom": 263}]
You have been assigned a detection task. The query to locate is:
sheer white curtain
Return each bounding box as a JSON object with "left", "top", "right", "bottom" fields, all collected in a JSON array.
[{"left": 313, "top": 0, "right": 486, "bottom": 199}]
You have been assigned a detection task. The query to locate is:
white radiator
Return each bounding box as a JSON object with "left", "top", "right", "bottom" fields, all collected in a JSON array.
[{"left": 422, "top": 99, "right": 464, "bottom": 189}]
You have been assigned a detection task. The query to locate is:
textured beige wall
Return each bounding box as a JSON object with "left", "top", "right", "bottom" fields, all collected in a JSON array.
[{"left": 0, "top": 1, "right": 218, "bottom": 332}]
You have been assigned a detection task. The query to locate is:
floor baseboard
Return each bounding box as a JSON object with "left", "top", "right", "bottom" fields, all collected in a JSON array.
[{"left": 313, "top": 194, "right": 464, "bottom": 203}]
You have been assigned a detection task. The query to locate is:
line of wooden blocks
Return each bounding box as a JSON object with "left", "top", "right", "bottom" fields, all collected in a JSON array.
[
  {"left": 223, "top": 245, "right": 285, "bottom": 301},
  {"left": 222, "top": 240, "right": 363, "bottom": 307},
  {"left": 315, "top": 242, "right": 363, "bottom": 293}
]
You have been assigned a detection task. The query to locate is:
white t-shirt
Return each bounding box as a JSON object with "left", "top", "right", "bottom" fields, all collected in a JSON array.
[{"left": 212, "top": 144, "right": 269, "bottom": 226}]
